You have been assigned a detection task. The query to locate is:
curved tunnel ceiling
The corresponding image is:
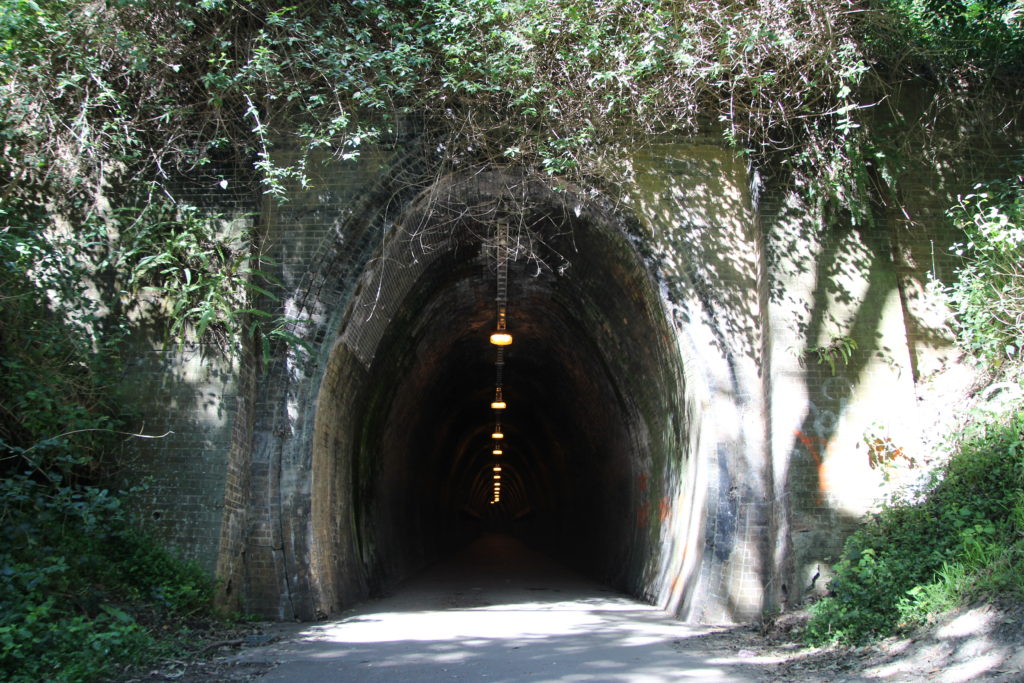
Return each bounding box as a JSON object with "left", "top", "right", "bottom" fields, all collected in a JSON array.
[{"left": 317, "top": 172, "right": 688, "bottom": 602}]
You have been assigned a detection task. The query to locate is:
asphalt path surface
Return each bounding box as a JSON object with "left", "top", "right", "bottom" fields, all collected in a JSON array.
[{"left": 239, "top": 534, "right": 756, "bottom": 682}]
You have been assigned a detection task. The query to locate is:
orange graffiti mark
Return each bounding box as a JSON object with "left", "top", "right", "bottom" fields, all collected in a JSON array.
[
  {"left": 659, "top": 496, "right": 671, "bottom": 522},
  {"left": 638, "top": 473, "right": 649, "bottom": 493},
  {"left": 794, "top": 430, "right": 832, "bottom": 505}
]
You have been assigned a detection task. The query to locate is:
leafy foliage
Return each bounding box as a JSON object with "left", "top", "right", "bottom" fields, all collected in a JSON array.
[
  {"left": 0, "top": 0, "right": 1022, "bottom": 669},
  {"left": 0, "top": 173, "right": 115, "bottom": 481},
  {"left": 1, "top": 155, "right": 216, "bottom": 682},
  {"left": 805, "top": 390, "right": 1024, "bottom": 644},
  {"left": 111, "top": 200, "right": 284, "bottom": 353},
  {"left": 2, "top": 0, "right": 1018, "bottom": 211},
  {"left": 946, "top": 170, "right": 1024, "bottom": 364},
  {"left": 0, "top": 476, "right": 214, "bottom": 682},
  {"left": 1, "top": 0, "right": 1020, "bottom": 352},
  {"left": 807, "top": 335, "right": 858, "bottom": 375},
  {"left": 0, "top": 282, "right": 217, "bottom": 680},
  {"left": 871, "top": 0, "right": 1024, "bottom": 75}
]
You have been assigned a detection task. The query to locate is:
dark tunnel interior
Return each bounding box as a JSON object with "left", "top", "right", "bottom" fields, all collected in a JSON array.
[{"left": 311, "top": 194, "right": 689, "bottom": 611}]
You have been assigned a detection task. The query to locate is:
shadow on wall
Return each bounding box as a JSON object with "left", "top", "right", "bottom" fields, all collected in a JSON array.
[
  {"left": 618, "top": 143, "right": 763, "bottom": 360},
  {"left": 761, "top": 143, "right": 984, "bottom": 604},
  {"left": 196, "top": 132, "right": 1003, "bottom": 620},
  {"left": 770, "top": 197, "right": 907, "bottom": 598},
  {"left": 112, "top": 322, "right": 238, "bottom": 576},
  {"left": 611, "top": 142, "right": 777, "bottom": 622},
  {"left": 106, "top": 110, "right": 1018, "bottom": 623},
  {"left": 610, "top": 136, "right": 971, "bottom": 616}
]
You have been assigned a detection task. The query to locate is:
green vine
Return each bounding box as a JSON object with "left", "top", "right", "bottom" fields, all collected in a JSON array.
[
  {"left": 5, "top": 0, "right": 1019, "bottom": 214},
  {"left": 946, "top": 170, "right": 1024, "bottom": 365},
  {"left": 1, "top": 0, "right": 1020, "bottom": 358},
  {"left": 807, "top": 335, "right": 858, "bottom": 376}
]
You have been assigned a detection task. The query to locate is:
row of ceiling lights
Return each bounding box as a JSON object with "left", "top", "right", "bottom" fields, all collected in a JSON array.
[{"left": 487, "top": 224, "right": 513, "bottom": 505}]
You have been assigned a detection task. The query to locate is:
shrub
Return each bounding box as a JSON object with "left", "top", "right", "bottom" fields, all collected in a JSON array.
[
  {"left": 0, "top": 189, "right": 216, "bottom": 680},
  {"left": 807, "top": 168, "right": 1024, "bottom": 646},
  {"left": 0, "top": 476, "right": 216, "bottom": 682}
]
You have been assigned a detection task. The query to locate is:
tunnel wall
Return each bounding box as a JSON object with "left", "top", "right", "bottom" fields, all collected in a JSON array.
[
  {"left": 759, "top": 143, "right": 1022, "bottom": 603},
  {"left": 111, "top": 199, "right": 255, "bottom": 574},
  {"left": 612, "top": 143, "right": 775, "bottom": 620},
  {"left": 115, "top": 130, "right": 1018, "bottom": 623},
  {"left": 114, "top": 342, "right": 237, "bottom": 573},
  {"left": 211, "top": 142, "right": 784, "bottom": 622}
]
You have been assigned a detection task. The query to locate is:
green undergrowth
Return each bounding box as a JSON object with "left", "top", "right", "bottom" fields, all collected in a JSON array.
[
  {"left": 1, "top": 189, "right": 222, "bottom": 681},
  {"left": 0, "top": 478, "right": 217, "bottom": 682},
  {"left": 945, "top": 171, "right": 1024, "bottom": 366}
]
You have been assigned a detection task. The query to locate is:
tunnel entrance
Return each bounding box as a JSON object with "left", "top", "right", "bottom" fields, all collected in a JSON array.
[{"left": 309, "top": 169, "right": 694, "bottom": 616}]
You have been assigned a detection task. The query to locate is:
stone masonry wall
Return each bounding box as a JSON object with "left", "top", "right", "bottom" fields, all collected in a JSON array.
[{"left": 114, "top": 178, "right": 255, "bottom": 574}]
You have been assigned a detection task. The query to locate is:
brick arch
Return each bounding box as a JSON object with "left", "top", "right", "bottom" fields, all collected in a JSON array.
[{"left": 218, "top": 155, "right": 780, "bottom": 624}]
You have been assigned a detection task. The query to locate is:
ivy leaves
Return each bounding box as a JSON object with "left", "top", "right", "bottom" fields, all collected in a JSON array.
[
  {"left": 0, "top": 0, "right": 880, "bottom": 193},
  {"left": 4, "top": 0, "right": 1019, "bottom": 216}
]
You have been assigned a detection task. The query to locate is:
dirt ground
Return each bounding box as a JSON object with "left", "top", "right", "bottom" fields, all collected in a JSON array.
[{"left": 682, "top": 604, "right": 1024, "bottom": 683}]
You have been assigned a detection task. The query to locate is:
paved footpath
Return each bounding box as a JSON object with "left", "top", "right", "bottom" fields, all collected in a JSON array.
[{"left": 235, "top": 534, "right": 757, "bottom": 682}]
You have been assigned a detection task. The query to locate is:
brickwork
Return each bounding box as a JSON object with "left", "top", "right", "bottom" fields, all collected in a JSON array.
[
  {"left": 757, "top": 127, "right": 1021, "bottom": 604},
  {"left": 759, "top": 173, "right": 919, "bottom": 602},
  {"left": 225, "top": 143, "right": 440, "bottom": 618},
  {"left": 116, "top": 122, "right": 1019, "bottom": 624},
  {"left": 114, "top": 170, "right": 256, "bottom": 574},
  {"left": 616, "top": 143, "right": 776, "bottom": 621},
  {"left": 116, "top": 341, "right": 238, "bottom": 573},
  {"left": 892, "top": 146, "right": 1020, "bottom": 379}
]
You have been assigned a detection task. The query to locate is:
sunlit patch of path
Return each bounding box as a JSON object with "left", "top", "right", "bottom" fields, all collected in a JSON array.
[{"left": 241, "top": 535, "right": 756, "bottom": 682}]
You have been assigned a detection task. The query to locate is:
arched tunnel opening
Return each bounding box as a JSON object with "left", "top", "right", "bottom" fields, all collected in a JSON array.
[{"left": 309, "top": 171, "right": 695, "bottom": 616}]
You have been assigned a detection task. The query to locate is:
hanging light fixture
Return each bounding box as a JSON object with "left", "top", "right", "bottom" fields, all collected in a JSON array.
[
  {"left": 490, "top": 387, "right": 506, "bottom": 410},
  {"left": 483, "top": 222, "right": 515, "bottom": 505},
  {"left": 490, "top": 223, "right": 512, "bottom": 347},
  {"left": 489, "top": 305, "right": 513, "bottom": 346}
]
